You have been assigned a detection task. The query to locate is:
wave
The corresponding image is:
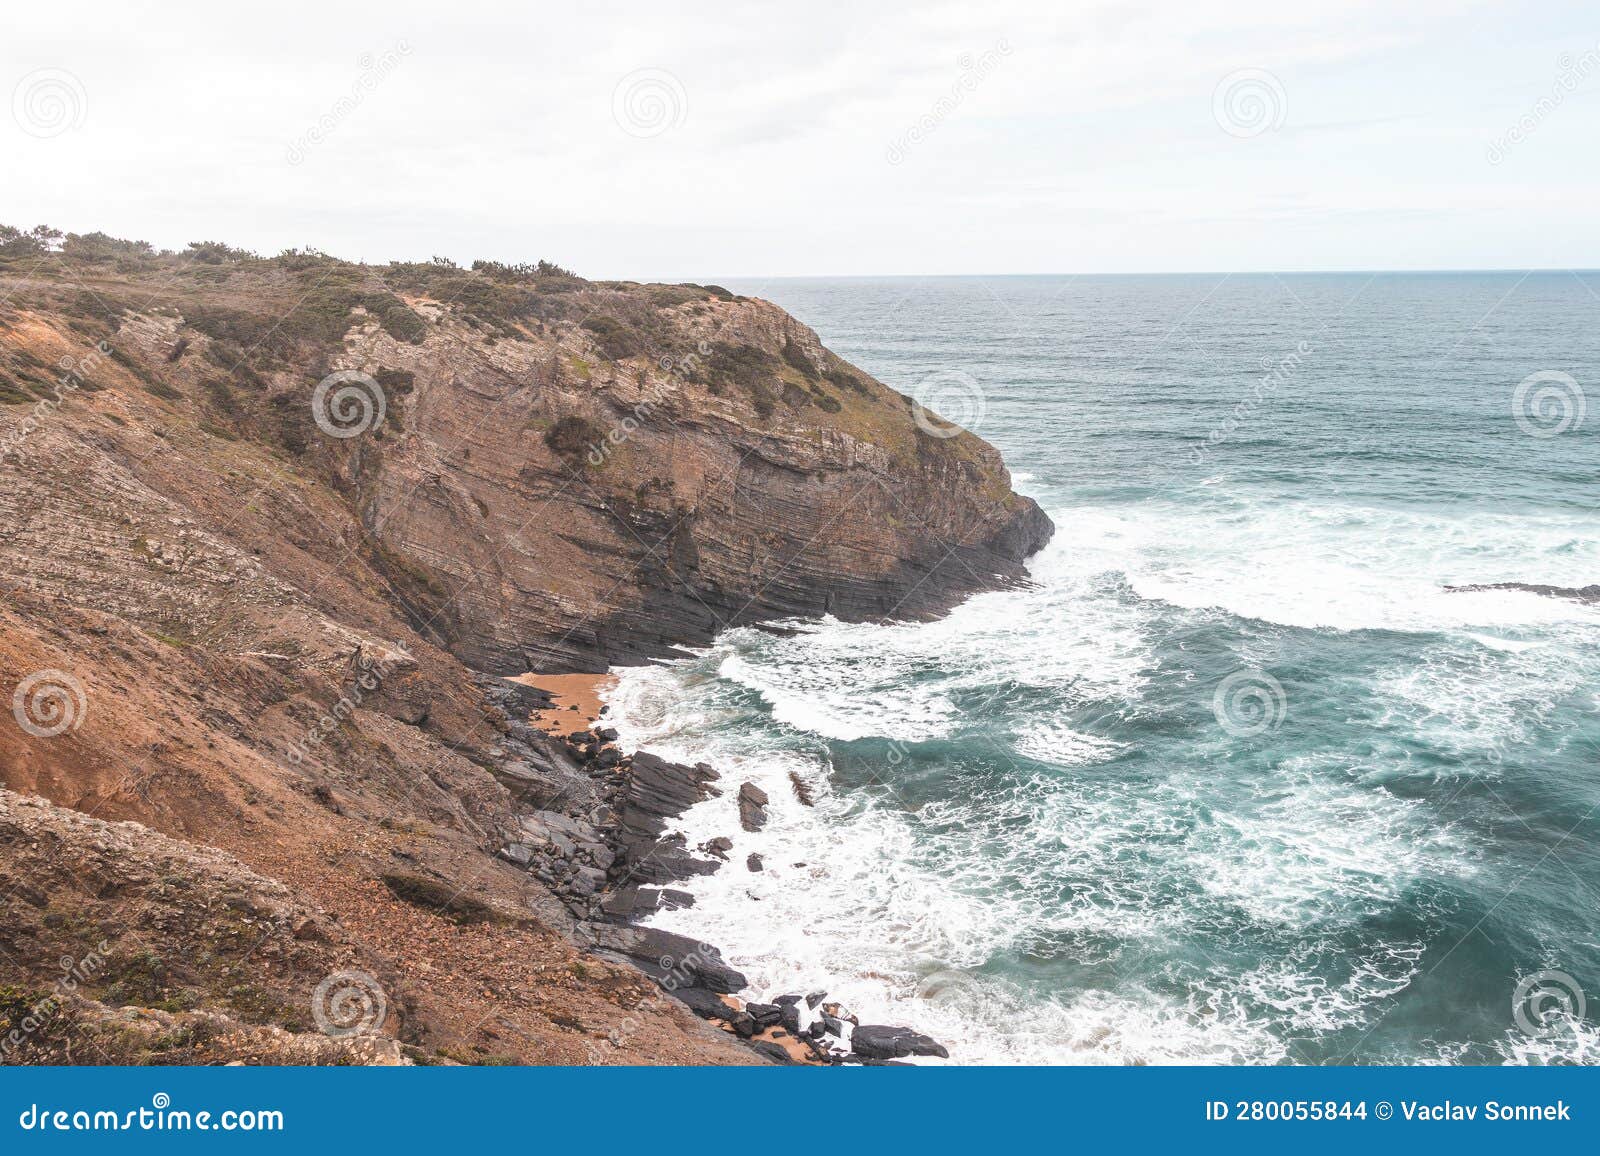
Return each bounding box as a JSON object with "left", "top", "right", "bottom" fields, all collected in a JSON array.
[{"left": 599, "top": 487, "right": 1595, "bottom": 1065}]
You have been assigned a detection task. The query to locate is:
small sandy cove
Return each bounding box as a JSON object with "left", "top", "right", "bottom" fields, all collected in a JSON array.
[{"left": 507, "top": 672, "right": 618, "bottom": 734}]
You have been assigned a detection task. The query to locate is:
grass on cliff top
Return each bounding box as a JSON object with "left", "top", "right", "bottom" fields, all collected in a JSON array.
[
  {"left": 0, "top": 222, "right": 736, "bottom": 363},
  {"left": 0, "top": 222, "right": 1007, "bottom": 493}
]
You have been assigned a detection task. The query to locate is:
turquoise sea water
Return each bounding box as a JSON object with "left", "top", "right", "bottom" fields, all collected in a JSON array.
[{"left": 609, "top": 273, "right": 1600, "bottom": 1064}]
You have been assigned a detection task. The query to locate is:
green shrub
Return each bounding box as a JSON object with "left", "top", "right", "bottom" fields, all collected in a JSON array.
[
  {"left": 580, "top": 315, "right": 642, "bottom": 360},
  {"left": 544, "top": 414, "right": 604, "bottom": 458}
]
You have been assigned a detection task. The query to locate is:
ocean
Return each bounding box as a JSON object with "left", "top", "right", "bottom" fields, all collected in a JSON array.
[{"left": 606, "top": 272, "right": 1600, "bottom": 1064}]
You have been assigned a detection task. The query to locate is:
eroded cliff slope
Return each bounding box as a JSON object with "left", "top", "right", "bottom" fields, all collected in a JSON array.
[{"left": 0, "top": 227, "right": 1050, "bottom": 1064}]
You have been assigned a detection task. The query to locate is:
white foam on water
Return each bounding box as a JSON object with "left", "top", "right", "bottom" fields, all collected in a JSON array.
[
  {"left": 605, "top": 661, "right": 1475, "bottom": 1064},
  {"left": 1369, "top": 623, "right": 1597, "bottom": 764},
  {"left": 595, "top": 485, "right": 1593, "bottom": 1066},
  {"left": 1075, "top": 496, "right": 1600, "bottom": 634},
  {"left": 1228, "top": 941, "right": 1427, "bottom": 1037},
  {"left": 1013, "top": 721, "right": 1124, "bottom": 766},
  {"left": 1181, "top": 762, "right": 1474, "bottom": 930}
]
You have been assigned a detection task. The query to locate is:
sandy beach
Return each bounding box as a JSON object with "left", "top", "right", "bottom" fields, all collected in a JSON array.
[{"left": 507, "top": 672, "right": 618, "bottom": 733}]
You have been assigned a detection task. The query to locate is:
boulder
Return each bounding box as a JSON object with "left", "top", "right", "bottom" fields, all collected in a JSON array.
[
  {"left": 745, "top": 1002, "right": 782, "bottom": 1029},
  {"left": 499, "top": 843, "right": 534, "bottom": 867},
  {"left": 849, "top": 1024, "right": 950, "bottom": 1060},
  {"left": 668, "top": 986, "right": 738, "bottom": 1023},
  {"left": 749, "top": 1040, "right": 794, "bottom": 1064},
  {"left": 738, "top": 781, "right": 770, "bottom": 831},
  {"left": 584, "top": 924, "right": 747, "bottom": 993}
]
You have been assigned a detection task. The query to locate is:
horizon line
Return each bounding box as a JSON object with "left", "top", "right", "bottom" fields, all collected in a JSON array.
[{"left": 628, "top": 266, "right": 1600, "bottom": 283}]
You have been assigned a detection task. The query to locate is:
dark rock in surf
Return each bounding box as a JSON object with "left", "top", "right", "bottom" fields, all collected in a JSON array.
[
  {"left": 789, "top": 770, "right": 816, "bottom": 806},
  {"left": 1444, "top": 581, "right": 1600, "bottom": 604},
  {"left": 738, "top": 781, "right": 769, "bottom": 831},
  {"left": 850, "top": 1024, "right": 950, "bottom": 1060}
]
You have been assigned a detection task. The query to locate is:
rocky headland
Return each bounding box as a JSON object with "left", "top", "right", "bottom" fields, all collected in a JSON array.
[{"left": 0, "top": 225, "right": 1050, "bottom": 1065}]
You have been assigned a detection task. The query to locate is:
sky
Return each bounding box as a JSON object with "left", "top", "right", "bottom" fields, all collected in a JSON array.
[{"left": 3, "top": 0, "right": 1598, "bottom": 278}]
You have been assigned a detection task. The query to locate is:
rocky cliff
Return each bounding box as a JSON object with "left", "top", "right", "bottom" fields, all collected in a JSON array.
[{"left": 0, "top": 227, "right": 1051, "bottom": 1065}]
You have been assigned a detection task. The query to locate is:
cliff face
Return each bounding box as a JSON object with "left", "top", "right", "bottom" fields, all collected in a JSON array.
[
  {"left": 0, "top": 239, "right": 1048, "bottom": 675},
  {"left": 362, "top": 288, "right": 1051, "bottom": 672},
  {"left": 0, "top": 230, "right": 1049, "bottom": 1065}
]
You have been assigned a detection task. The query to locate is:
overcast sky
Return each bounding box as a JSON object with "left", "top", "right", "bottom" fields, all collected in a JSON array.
[{"left": 3, "top": 0, "right": 1598, "bottom": 278}]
